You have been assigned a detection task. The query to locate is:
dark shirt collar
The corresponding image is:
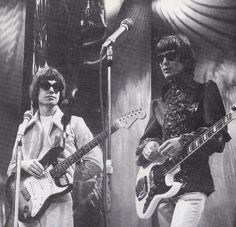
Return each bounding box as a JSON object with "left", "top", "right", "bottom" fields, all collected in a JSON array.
[{"left": 161, "top": 75, "right": 200, "bottom": 99}]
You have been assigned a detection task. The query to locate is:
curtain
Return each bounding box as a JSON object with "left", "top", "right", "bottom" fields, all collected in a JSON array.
[{"left": 0, "top": 0, "right": 26, "bottom": 226}]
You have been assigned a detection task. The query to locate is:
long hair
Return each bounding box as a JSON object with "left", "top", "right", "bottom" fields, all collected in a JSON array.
[
  {"left": 29, "top": 66, "right": 66, "bottom": 110},
  {"left": 155, "top": 34, "right": 196, "bottom": 75}
]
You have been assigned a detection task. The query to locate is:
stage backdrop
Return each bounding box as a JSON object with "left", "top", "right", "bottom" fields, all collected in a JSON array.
[
  {"left": 0, "top": 0, "right": 26, "bottom": 226},
  {"left": 0, "top": 0, "right": 26, "bottom": 171},
  {"left": 106, "top": 0, "right": 236, "bottom": 226},
  {"left": 151, "top": 0, "right": 236, "bottom": 226},
  {"left": 105, "top": 0, "right": 153, "bottom": 226}
]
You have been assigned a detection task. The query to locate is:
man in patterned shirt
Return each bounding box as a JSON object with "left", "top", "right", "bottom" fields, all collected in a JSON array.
[{"left": 136, "top": 34, "right": 231, "bottom": 227}]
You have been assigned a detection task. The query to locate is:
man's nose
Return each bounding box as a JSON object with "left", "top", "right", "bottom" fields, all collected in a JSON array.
[
  {"left": 162, "top": 56, "right": 169, "bottom": 64},
  {"left": 48, "top": 86, "right": 55, "bottom": 92}
]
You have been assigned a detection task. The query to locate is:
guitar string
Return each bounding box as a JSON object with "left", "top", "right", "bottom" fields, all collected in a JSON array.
[
  {"left": 152, "top": 115, "right": 230, "bottom": 177},
  {"left": 51, "top": 111, "right": 144, "bottom": 177},
  {"left": 50, "top": 124, "right": 120, "bottom": 178},
  {"left": 150, "top": 113, "right": 231, "bottom": 178}
]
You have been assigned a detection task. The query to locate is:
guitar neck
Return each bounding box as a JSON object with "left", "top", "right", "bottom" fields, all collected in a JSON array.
[
  {"left": 163, "top": 111, "right": 233, "bottom": 175},
  {"left": 50, "top": 124, "right": 119, "bottom": 179}
]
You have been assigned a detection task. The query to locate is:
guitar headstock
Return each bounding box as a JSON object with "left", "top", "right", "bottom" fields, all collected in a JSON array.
[
  {"left": 115, "top": 108, "right": 146, "bottom": 129},
  {"left": 231, "top": 104, "right": 236, "bottom": 111},
  {"left": 231, "top": 104, "right": 236, "bottom": 119}
]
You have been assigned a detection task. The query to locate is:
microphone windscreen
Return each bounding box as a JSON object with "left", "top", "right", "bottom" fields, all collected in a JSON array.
[
  {"left": 23, "top": 110, "right": 33, "bottom": 121},
  {"left": 121, "top": 18, "right": 134, "bottom": 30}
]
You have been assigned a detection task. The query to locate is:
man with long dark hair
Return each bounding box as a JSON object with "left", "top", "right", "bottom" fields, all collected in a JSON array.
[
  {"left": 136, "top": 34, "right": 231, "bottom": 226},
  {"left": 7, "top": 66, "right": 103, "bottom": 227}
]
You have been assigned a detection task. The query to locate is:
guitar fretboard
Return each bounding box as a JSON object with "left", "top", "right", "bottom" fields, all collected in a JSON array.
[
  {"left": 50, "top": 125, "right": 118, "bottom": 179},
  {"left": 162, "top": 112, "right": 233, "bottom": 175}
]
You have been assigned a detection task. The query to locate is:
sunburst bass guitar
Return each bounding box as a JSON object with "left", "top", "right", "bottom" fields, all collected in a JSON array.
[
  {"left": 135, "top": 105, "right": 236, "bottom": 219},
  {"left": 5, "top": 108, "right": 146, "bottom": 224}
]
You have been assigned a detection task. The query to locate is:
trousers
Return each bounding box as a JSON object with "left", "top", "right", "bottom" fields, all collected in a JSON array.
[{"left": 154, "top": 192, "right": 206, "bottom": 227}]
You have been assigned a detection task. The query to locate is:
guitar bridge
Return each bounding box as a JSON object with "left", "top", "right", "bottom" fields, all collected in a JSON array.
[
  {"left": 174, "top": 171, "right": 189, "bottom": 188},
  {"left": 136, "top": 176, "right": 148, "bottom": 201}
]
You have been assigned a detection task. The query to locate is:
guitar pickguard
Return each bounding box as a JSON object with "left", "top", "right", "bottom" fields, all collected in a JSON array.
[
  {"left": 19, "top": 165, "right": 71, "bottom": 222},
  {"left": 135, "top": 162, "right": 182, "bottom": 219}
]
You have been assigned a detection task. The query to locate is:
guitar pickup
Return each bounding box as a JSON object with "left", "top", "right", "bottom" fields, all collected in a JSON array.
[{"left": 21, "top": 187, "right": 31, "bottom": 201}]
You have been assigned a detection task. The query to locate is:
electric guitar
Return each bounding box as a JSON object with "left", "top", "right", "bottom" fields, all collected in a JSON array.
[
  {"left": 135, "top": 105, "right": 236, "bottom": 219},
  {"left": 5, "top": 108, "right": 146, "bottom": 223}
]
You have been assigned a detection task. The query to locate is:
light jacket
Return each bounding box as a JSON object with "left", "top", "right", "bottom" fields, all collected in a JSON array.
[{"left": 7, "top": 106, "right": 103, "bottom": 183}]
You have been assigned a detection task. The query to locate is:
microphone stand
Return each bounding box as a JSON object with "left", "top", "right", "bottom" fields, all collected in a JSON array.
[
  {"left": 13, "top": 139, "right": 23, "bottom": 227},
  {"left": 102, "top": 45, "right": 114, "bottom": 227},
  {"left": 10, "top": 111, "right": 32, "bottom": 227}
]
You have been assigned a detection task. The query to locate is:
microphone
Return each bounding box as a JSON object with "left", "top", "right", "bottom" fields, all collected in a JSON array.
[
  {"left": 102, "top": 18, "right": 134, "bottom": 48},
  {"left": 16, "top": 110, "right": 33, "bottom": 143}
]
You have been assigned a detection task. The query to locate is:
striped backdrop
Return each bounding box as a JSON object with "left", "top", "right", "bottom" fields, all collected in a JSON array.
[
  {"left": 154, "top": 0, "right": 236, "bottom": 51},
  {"left": 0, "top": 0, "right": 26, "bottom": 188}
]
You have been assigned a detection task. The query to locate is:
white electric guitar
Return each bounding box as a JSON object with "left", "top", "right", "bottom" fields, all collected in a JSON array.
[
  {"left": 135, "top": 104, "right": 236, "bottom": 219},
  {"left": 5, "top": 108, "right": 146, "bottom": 224}
]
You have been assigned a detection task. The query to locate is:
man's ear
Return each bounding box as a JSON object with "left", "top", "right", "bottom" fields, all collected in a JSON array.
[{"left": 184, "top": 58, "right": 196, "bottom": 75}]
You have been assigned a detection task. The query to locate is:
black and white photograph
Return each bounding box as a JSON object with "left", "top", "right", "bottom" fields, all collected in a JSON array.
[{"left": 0, "top": 0, "right": 236, "bottom": 227}]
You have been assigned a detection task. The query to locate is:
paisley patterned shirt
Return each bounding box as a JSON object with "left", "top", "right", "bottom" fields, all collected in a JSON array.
[
  {"left": 163, "top": 80, "right": 199, "bottom": 141},
  {"left": 137, "top": 79, "right": 231, "bottom": 195}
]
